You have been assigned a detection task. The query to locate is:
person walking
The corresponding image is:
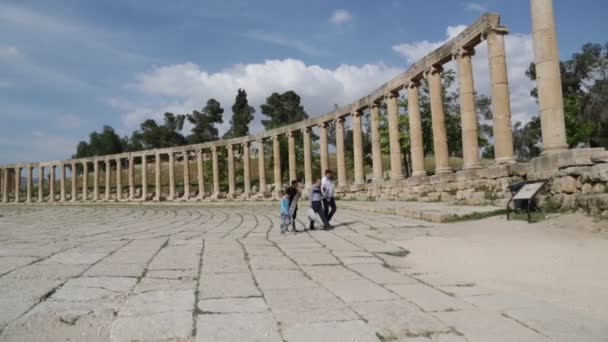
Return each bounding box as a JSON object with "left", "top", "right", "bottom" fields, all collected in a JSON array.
[
  {"left": 279, "top": 189, "right": 291, "bottom": 235},
  {"left": 285, "top": 180, "right": 300, "bottom": 233},
  {"left": 309, "top": 178, "right": 331, "bottom": 230},
  {"left": 322, "top": 169, "right": 337, "bottom": 222}
]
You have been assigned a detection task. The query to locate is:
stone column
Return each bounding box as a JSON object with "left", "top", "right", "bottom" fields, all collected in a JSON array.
[
  {"left": 128, "top": 155, "right": 135, "bottom": 200},
  {"left": 141, "top": 155, "right": 148, "bottom": 201},
  {"left": 243, "top": 142, "right": 251, "bottom": 197},
  {"left": 272, "top": 135, "right": 282, "bottom": 195},
  {"left": 2, "top": 169, "right": 8, "bottom": 202},
  {"left": 196, "top": 150, "right": 204, "bottom": 199},
  {"left": 386, "top": 91, "right": 405, "bottom": 180},
  {"left": 49, "top": 165, "right": 56, "bottom": 202},
  {"left": 302, "top": 127, "right": 313, "bottom": 189},
  {"left": 427, "top": 66, "right": 452, "bottom": 174},
  {"left": 182, "top": 152, "right": 190, "bottom": 199},
  {"left": 257, "top": 140, "right": 266, "bottom": 195},
  {"left": 105, "top": 158, "right": 111, "bottom": 200},
  {"left": 319, "top": 122, "right": 329, "bottom": 176},
  {"left": 531, "top": 0, "right": 568, "bottom": 153},
  {"left": 70, "top": 162, "right": 77, "bottom": 201},
  {"left": 227, "top": 145, "right": 235, "bottom": 197},
  {"left": 81, "top": 162, "right": 87, "bottom": 201},
  {"left": 38, "top": 166, "right": 44, "bottom": 202},
  {"left": 168, "top": 152, "right": 175, "bottom": 200},
  {"left": 456, "top": 47, "right": 482, "bottom": 169},
  {"left": 487, "top": 27, "right": 516, "bottom": 163},
  {"left": 60, "top": 164, "right": 66, "bottom": 201},
  {"left": 335, "top": 117, "right": 347, "bottom": 187},
  {"left": 115, "top": 158, "right": 122, "bottom": 200},
  {"left": 370, "top": 102, "right": 383, "bottom": 181},
  {"left": 26, "top": 165, "right": 32, "bottom": 203},
  {"left": 407, "top": 81, "right": 427, "bottom": 176},
  {"left": 93, "top": 159, "right": 100, "bottom": 200},
  {"left": 211, "top": 147, "right": 220, "bottom": 198},
  {"left": 154, "top": 153, "right": 161, "bottom": 201},
  {"left": 288, "top": 131, "right": 297, "bottom": 182},
  {"left": 14, "top": 167, "right": 21, "bottom": 203},
  {"left": 352, "top": 109, "right": 365, "bottom": 185}
]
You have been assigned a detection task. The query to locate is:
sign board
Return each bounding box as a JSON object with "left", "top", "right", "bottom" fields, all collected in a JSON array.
[{"left": 512, "top": 182, "right": 544, "bottom": 200}]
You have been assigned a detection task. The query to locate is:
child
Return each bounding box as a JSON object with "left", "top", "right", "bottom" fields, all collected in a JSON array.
[
  {"left": 279, "top": 190, "right": 291, "bottom": 235},
  {"left": 309, "top": 179, "right": 331, "bottom": 230}
]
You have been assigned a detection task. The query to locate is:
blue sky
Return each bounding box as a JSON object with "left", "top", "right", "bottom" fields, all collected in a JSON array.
[{"left": 1, "top": 0, "right": 606, "bottom": 164}]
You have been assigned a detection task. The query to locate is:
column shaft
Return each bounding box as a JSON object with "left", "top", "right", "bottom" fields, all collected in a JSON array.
[
  {"left": 71, "top": 163, "right": 77, "bottom": 201},
  {"left": 38, "top": 166, "right": 44, "bottom": 202},
  {"left": 457, "top": 48, "right": 482, "bottom": 169},
  {"left": 196, "top": 150, "right": 204, "bottom": 199},
  {"left": 169, "top": 153, "right": 175, "bottom": 200},
  {"left": 319, "top": 123, "right": 329, "bottom": 176},
  {"left": 183, "top": 152, "right": 190, "bottom": 199},
  {"left": 227, "top": 146, "right": 235, "bottom": 197},
  {"left": 407, "top": 81, "right": 427, "bottom": 176},
  {"left": 115, "top": 158, "right": 122, "bottom": 200},
  {"left": 302, "top": 127, "right": 313, "bottom": 189},
  {"left": 105, "top": 159, "right": 111, "bottom": 200},
  {"left": 487, "top": 28, "right": 516, "bottom": 162},
  {"left": 335, "top": 117, "right": 347, "bottom": 187},
  {"left": 128, "top": 156, "right": 135, "bottom": 200},
  {"left": 288, "top": 132, "right": 296, "bottom": 182},
  {"left": 81, "top": 163, "right": 87, "bottom": 201},
  {"left": 273, "top": 135, "right": 282, "bottom": 194},
  {"left": 370, "top": 103, "right": 383, "bottom": 181},
  {"left": 386, "top": 91, "right": 404, "bottom": 180},
  {"left": 257, "top": 141, "right": 266, "bottom": 194},
  {"left": 243, "top": 143, "right": 251, "bottom": 196},
  {"left": 154, "top": 153, "right": 161, "bottom": 201},
  {"left": 93, "top": 160, "right": 99, "bottom": 200},
  {"left": 212, "top": 147, "right": 220, "bottom": 197},
  {"left": 141, "top": 155, "right": 148, "bottom": 200},
  {"left": 3, "top": 169, "right": 9, "bottom": 202},
  {"left": 352, "top": 109, "right": 364, "bottom": 184},
  {"left": 26, "top": 166, "right": 32, "bottom": 202},
  {"left": 14, "top": 167, "right": 21, "bottom": 203},
  {"left": 49, "top": 165, "right": 55, "bottom": 202},
  {"left": 60, "top": 164, "right": 66, "bottom": 201},
  {"left": 427, "top": 66, "right": 452, "bottom": 174},
  {"left": 531, "top": 0, "right": 567, "bottom": 152}
]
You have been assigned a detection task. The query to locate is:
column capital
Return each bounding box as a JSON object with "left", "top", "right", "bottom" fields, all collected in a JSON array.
[
  {"left": 453, "top": 46, "right": 475, "bottom": 58},
  {"left": 319, "top": 121, "right": 329, "bottom": 129},
  {"left": 335, "top": 116, "right": 345, "bottom": 124},
  {"left": 301, "top": 126, "right": 312, "bottom": 134},
  {"left": 385, "top": 90, "right": 400, "bottom": 100},
  {"left": 424, "top": 65, "right": 444, "bottom": 78},
  {"left": 407, "top": 79, "right": 422, "bottom": 89},
  {"left": 287, "top": 130, "right": 297, "bottom": 138},
  {"left": 272, "top": 134, "right": 281, "bottom": 141},
  {"left": 483, "top": 26, "right": 509, "bottom": 39},
  {"left": 352, "top": 108, "right": 364, "bottom": 117},
  {"left": 242, "top": 141, "right": 251, "bottom": 147},
  {"left": 370, "top": 101, "right": 381, "bottom": 109}
]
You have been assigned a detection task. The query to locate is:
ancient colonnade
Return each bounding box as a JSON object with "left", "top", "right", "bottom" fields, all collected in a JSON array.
[{"left": 0, "top": 2, "right": 569, "bottom": 203}]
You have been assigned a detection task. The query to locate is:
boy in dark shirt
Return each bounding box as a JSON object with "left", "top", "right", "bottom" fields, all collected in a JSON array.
[{"left": 285, "top": 180, "right": 300, "bottom": 232}]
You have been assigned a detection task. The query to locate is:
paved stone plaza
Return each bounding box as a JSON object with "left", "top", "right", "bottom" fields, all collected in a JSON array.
[{"left": 0, "top": 204, "right": 606, "bottom": 341}]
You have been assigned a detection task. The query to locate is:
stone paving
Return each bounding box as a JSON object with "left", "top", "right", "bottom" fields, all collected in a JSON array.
[{"left": 0, "top": 204, "right": 606, "bottom": 341}]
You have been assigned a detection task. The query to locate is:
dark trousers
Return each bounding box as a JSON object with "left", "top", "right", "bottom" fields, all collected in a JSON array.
[
  {"left": 323, "top": 197, "right": 337, "bottom": 222},
  {"left": 310, "top": 201, "right": 330, "bottom": 228},
  {"left": 291, "top": 208, "right": 297, "bottom": 230}
]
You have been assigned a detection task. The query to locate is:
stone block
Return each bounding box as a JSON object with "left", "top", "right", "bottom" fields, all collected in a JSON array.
[
  {"left": 551, "top": 176, "right": 579, "bottom": 194},
  {"left": 529, "top": 148, "right": 604, "bottom": 172},
  {"left": 585, "top": 164, "right": 608, "bottom": 182},
  {"left": 429, "top": 173, "right": 456, "bottom": 184}
]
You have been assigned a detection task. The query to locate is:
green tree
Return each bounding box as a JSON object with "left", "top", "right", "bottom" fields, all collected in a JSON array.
[
  {"left": 73, "top": 125, "right": 124, "bottom": 158},
  {"left": 260, "top": 91, "right": 310, "bottom": 182},
  {"left": 512, "top": 117, "right": 542, "bottom": 160},
  {"left": 130, "top": 112, "right": 187, "bottom": 149},
  {"left": 187, "top": 99, "right": 224, "bottom": 143},
  {"left": 224, "top": 89, "right": 255, "bottom": 139}
]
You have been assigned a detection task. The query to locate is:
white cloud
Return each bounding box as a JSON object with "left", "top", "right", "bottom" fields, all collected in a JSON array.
[
  {"left": 392, "top": 25, "right": 537, "bottom": 124},
  {"left": 392, "top": 25, "right": 467, "bottom": 64},
  {"left": 464, "top": 2, "right": 487, "bottom": 12},
  {"left": 330, "top": 9, "right": 353, "bottom": 25},
  {"left": 245, "top": 31, "right": 327, "bottom": 56},
  {"left": 0, "top": 45, "right": 24, "bottom": 60},
  {"left": 114, "top": 59, "right": 400, "bottom": 134}
]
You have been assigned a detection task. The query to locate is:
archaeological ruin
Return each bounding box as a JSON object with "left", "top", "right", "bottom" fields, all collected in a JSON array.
[{"left": 1, "top": 0, "right": 607, "bottom": 217}]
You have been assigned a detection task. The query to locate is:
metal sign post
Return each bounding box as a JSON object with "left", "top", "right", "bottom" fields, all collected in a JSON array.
[{"left": 506, "top": 181, "right": 546, "bottom": 223}]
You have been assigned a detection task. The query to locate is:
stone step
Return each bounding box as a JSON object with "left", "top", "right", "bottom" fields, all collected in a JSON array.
[{"left": 338, "top": 200, "right": 506, "bottom": 223}]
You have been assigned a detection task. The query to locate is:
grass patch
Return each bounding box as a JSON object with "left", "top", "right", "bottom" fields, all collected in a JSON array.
[
  {"left": 443, "top": 209, "right": 507, "bottom": 222},
  {"left": 375, "top": 332, "right": 398, "bottom": 342},
  {"left": 509, "top": 210, "right": 547, "bottom": 223}
]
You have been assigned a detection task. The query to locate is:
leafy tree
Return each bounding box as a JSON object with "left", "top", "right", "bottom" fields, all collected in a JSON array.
[
  {"left": 73, "top": 125, "right": 124, "bottom": 158},
  {"left": 224, "top": 89, "right": 255, "bottom": 139},
  {"left": 187, "top": 99, "right": 224, "bottom": 144},
  {"left": 130, "top": 112, "right": 187, "bottom": 149},
  {"left": 512, "top": 117, "right": 542, "bottom": 160},
  {"left": 260, "top": 91, "right": 310, "bottom": 181}
]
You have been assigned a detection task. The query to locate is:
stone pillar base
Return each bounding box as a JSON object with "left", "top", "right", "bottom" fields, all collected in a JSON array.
[
  {"left": 411, "top": 171, "right": 427, "bottom": 177},
  {"left": 541, "top": 146, "right": 569, "bottom": 155},
  {"left": 435, "top": 167, "right": 453, "bottom": 174},
  {"left": 461, "top": 163, "right": 484, "bottom": 170},
  {"left": 495, "top": 157, "right": 516, "bottom": 165}
]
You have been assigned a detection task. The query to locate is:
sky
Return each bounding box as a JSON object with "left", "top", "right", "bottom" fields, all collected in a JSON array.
[{"left": 1, "top": 0, "right": 607, "bottom": 164}]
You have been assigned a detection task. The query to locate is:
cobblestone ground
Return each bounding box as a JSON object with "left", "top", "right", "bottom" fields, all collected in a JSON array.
[{"left": 0, "top": 205, "right": 606, "bottom": 341}]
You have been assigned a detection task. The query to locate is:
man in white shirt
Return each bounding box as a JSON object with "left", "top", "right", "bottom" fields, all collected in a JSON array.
[{"left": 321, "top": 169, "right": 337, "bottom": 222}]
